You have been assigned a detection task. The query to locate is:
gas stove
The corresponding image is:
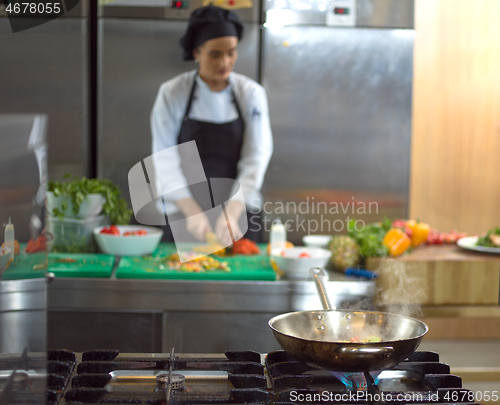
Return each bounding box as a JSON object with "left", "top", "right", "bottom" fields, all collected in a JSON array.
[{"left": 39, "top": 349, "right": 478, "bottom": 404}]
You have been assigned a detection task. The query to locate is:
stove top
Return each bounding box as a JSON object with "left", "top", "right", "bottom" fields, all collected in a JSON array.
[{"left": 38, "top": 349, "right": 477, "bottom": 404}]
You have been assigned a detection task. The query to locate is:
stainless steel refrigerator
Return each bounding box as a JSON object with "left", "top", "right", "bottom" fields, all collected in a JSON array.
[
  {"left": 0, "top": 1, "right": 89, "bottom": 181},
  {"left": 260, "top": 0, "right": 415, "bottom": 240}
]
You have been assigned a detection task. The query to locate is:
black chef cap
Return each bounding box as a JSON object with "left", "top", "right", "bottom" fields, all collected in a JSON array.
[{"left": 179, "top": 5, "right": 244, "bottom": 61}]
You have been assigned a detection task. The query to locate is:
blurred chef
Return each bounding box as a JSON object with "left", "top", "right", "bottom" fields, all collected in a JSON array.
[{"left": 151, "top": 5, "right": 273, "bottom": 245}]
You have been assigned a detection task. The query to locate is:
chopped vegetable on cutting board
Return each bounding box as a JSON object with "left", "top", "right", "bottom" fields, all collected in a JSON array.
[
  {"left": 116, "top": 243, "right": 276, "bottom": 280},
  {"left": 166, "top": 252, "right": 229, "bottom": 273}
]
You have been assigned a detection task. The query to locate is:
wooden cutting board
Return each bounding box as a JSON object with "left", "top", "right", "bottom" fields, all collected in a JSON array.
[{"left": 366, "top": 244, "right": 500, "bottom": 305}]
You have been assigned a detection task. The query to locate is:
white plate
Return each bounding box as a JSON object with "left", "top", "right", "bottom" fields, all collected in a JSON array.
[{"left": 457, "top": 236, "right": 500, "bottom": 254}]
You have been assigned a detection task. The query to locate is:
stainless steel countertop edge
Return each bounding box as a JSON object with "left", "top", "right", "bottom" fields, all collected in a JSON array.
[{"left": 47, "top": 277, "right": 375, "bottom": 312}]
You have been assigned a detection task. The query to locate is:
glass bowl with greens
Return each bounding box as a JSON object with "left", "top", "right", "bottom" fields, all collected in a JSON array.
[{"left": 47, "top": 175, "right": 132, "bottom": 225}]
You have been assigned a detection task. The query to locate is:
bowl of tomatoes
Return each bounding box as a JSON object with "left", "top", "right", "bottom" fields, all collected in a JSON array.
[
  {"left": 271, "top": 247, "right": 332, "bottom": 279},
  {"left": 93, "top": 225, "right": 163, "bottom": 256}
]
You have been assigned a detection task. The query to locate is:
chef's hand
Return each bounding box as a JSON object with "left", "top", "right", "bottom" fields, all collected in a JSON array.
[
  {"left": 176, "top": 198, "right": 212, "bottom": 241},
  {"left": 186, "top": 213, "right": 212, "bottom": 241},
  {"left": 215, "top": 200, "right": 245, "bottom": 246}
]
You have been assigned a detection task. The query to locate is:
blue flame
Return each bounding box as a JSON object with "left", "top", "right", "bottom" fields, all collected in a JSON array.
[{"left": 327, "top": 371, "right": 383, "bottom": 391}]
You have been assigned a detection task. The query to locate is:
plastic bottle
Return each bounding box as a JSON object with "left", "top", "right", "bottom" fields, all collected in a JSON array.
[
  {"left": 269, "top": 218, "right": 287, "bottom": 254},
  {"left": 4, "top": 217, "right": 15, "bottom": 267}
]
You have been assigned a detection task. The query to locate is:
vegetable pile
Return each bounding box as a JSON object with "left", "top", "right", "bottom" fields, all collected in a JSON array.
[
  {"left": 25, "top": 235, "right": 47, "bottom": 253},
  {"left": 231, "top": 238, "right": 260, "bottom": 255},
  {"left": 166, "top": 252, "right": 230, "bottom": 273},
  {"left": 325, "top": 218, "right": 470, "bottom": 269}
]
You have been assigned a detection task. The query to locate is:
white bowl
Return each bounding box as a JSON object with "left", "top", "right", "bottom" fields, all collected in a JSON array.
[
  {"left": 302, "top": 234, "right": 332, "bottom": 249},
  {"left": 0, "top": 247, "right": 12, "bottom": 273},
  {"left": 47, "top": 191, "right": 105, "bottom": 219},
  {"left": 93, "top": 225, "right": 163, "bottom": 256},
  {"left": 271, "top": 247, "right": 332, "bottom": 279}
]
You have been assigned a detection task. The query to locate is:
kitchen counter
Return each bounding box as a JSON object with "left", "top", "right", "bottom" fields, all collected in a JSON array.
[
  {"left": 47, "top": 272, "right": 374, "bottom": 312},
  {"left": 47, "top": 270, "right": 375, "bottom": 353},
  {"left": 36, "top": 242, "right": 500, "bottom": 350},
  {"left": 366, "top": 244, "right": 500, "bottom": 305}
]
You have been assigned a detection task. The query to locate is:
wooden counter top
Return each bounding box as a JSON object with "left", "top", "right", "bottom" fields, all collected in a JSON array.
[
  {"left": 391, "top": 244, "right": 500, "bottom": 262},
  {"left": 366, "top": 244, "right": 500, "bottom": 306}
]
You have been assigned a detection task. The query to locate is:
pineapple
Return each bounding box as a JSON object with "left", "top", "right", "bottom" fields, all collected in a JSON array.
[{"left": 328, "top": 235, "right": 360, "bottom": 270}]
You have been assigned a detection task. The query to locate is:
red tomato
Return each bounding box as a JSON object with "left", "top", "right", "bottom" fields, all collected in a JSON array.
[
  {"left": 392, "top": 219, "right": 407, "bottom": 228},
  {"left": 100, "top": 225, "right": 120, "bottom": 235},
  {"left": 443, "top": 233, "right": 458, "bottom": 244},
  {"left": 299, "top": 252, "right": 311, "bottom": 258},
  {"left": 136, "top": 229, "right": 148, "bottom": 235},
  {"left": 123, "top": 231, "right": 133, "bottom": 236}
]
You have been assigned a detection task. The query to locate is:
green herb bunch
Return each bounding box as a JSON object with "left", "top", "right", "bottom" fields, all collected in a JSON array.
[
  {"left": 48, "top": 175, "right": 133, "bottom": 225},
  {"left": 347, "top": 217, "right": 392, "bottom": 260}
]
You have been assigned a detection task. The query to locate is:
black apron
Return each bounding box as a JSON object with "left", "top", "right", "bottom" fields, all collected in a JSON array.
[
  {"left": 178, "top": 77, "right": 245, "bottom": 208},
  {"left": 163, "top": 76, "right": 261, "bottom": 242}
]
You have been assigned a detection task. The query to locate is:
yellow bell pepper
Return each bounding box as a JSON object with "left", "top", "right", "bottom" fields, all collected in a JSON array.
[
  {"left": 383, "top": 228, "right": 411, "bottom": 256},
  {"left": 406, "top": 220, "right": 430, "bottom": 247}
]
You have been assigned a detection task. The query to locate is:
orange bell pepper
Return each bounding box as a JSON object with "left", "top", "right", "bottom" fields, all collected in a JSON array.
[
  {"left": 383, "top": 228, "right": 411, "bottom": 256},
  {"left": 406, "top": 220, "right": 430, "bottom": 247}
]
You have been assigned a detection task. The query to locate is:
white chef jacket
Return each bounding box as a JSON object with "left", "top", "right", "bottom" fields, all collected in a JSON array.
[{"left": 151, "top": 70, "right": 273, "bottom": 215}]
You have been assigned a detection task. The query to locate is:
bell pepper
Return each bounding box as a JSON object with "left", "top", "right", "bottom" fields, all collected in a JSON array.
[
  {"left": 406, "top": 220, "right": 430, "bottom": 247},
  {"left": 383, "top": 228, "right": 411, "bottom": 256}
]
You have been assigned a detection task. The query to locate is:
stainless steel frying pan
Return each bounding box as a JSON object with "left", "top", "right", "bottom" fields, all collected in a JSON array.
[{"left": 268, "top": 268, "right": 428, "bottom": 372}]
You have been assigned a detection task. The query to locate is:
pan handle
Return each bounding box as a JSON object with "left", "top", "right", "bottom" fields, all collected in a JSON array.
[
  {"left": 309, "top": 267, "right": 336, "bottom": 311},
  {"left": 336, "top": 346, "right": 394, "bottom": 360}
]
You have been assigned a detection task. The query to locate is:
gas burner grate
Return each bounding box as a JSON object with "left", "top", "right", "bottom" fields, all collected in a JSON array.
[
  {"left": 266, "top": 350, "right": 478, "bottom": 405},
  {"left": 60, "top": 350, "right": 269, "bottom": 404},
  {"left": 43, "top": 350, "right": 479, "bottom": 405}
]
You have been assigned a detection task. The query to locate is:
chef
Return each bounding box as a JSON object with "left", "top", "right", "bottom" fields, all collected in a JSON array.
[{"left": 151, "top": 5, "right": 273, "bottom": 245}]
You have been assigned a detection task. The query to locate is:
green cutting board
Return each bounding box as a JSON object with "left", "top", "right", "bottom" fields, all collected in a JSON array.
[
  {"left": 116, "top": 243, "right": 276, "bottom": 280},
  {"left": 1, "top": 249, "right": 47, "bottom": 280},
  {"left": 1, "top": 246, "right": 115, "bottom": 280},
  {"left": 48, "top": 253, "right": 115, "bottom": 278}
]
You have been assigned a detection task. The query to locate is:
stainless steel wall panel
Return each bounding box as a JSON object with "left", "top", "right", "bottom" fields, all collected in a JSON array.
[
  {"left": 356, "top": 0, "right": 414, "bottom": 29},
  {"left": 98, "top": 19, "right": 260, "bottom": 197},
  {"left": 262, "top": 26, "right": 414, "bottom": 194},
  {"left": 100, "top": 0, "right": 259, "bottom": 23},
  {"left": 0, "top": 17, "right": 88, "bottom": 180},
  {"left": 263, "top": 0, "right": 413, "bottom": 28}
]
